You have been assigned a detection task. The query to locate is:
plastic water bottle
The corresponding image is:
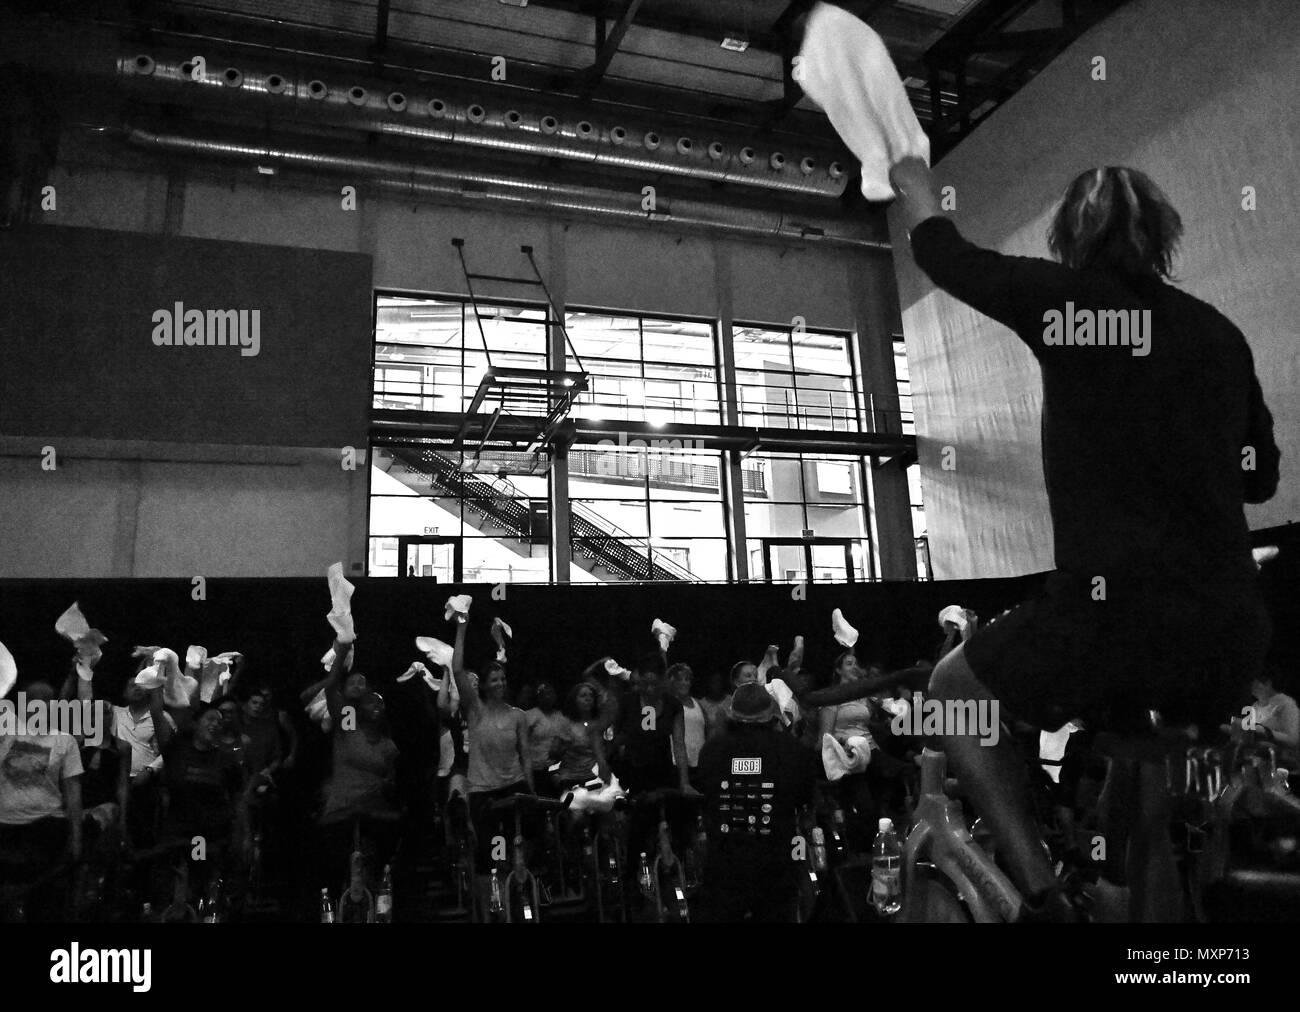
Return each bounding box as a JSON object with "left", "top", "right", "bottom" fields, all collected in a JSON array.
[
  {"left": 199, "top": 875, "right": 224, "bottom": 923},
  {"left": 375, "top": 865, "right": 393, "bottom": 923},
  {"left": 811, "top": 827, "right": 829, "bottom": 874},
  {"left": 319, "top": 888, "right": 336, "bottom": 923},
  {"left": 488, "top": 868, "right": 503, "bottom": 914},
  {"left": 637, "top": 852, "right": 654, "bottom": 898},
  {"left": 870, "top": 818, "right": 902, "bottom": 916}
]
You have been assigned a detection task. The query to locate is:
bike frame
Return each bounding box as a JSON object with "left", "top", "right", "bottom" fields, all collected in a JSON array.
[{"left": 900, "top": 749, "right": 1023, "bottom": 923}]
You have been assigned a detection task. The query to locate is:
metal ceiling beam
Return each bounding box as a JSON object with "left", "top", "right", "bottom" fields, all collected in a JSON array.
[
  {"left": 573, "top": 0, "right": 645, "bottom": 98},
  {"left": 371, "top": 0, "right": 391, "bottom": 65}
]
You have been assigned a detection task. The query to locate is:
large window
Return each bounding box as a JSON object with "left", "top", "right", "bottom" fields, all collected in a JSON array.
[
  {"left": 733, "top": 323, "right": 859, "bottom": 430},
  {"left": 564, "top": 311, "right": 720, "bottom": 425},
  {"left": 374, "top": 295, "right": 549, "bottom": 414},
  {"left": 367, "top": 293, "right": 914, "bottom": 584},
  {"left": 569, "top": 440, "right": 730, "bottom": 583},
  {"left": 743, "top": 452, "right": 871, "bottom": 582},
  {"left": 368, "top": 446, "right": 552, "bottom": 583}
]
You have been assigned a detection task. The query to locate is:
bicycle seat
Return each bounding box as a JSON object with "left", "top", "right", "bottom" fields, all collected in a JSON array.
[{"left": 486, "top": 793, "right": 572, "bottom": 816}]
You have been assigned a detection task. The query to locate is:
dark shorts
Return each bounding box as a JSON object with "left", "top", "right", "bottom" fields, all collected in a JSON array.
[{"left": 963, "top": 570, "right": 1271, "bottom": 735}]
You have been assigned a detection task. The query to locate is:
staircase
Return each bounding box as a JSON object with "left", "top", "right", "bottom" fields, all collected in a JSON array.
[{"left": 388, "top": 447, "right": 698, "bottom": 583}]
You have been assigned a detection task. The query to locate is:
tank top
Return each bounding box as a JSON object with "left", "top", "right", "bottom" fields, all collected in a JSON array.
[
  {"left": 830, "top": 698, "right": 875, "bottom": 741},
  {"left": 672, "top": 699, "right": 705, "bottom": 768},
  {"left": 467, "top": 705, "right": 526, "bottom": 793},
  {"left": 555, "top": 718, "right": 599, "bottom": 786}
]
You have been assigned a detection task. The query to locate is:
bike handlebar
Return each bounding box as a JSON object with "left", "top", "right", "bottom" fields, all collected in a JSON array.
[{"left": 486, "top": 793, "right": 573, "bottom": 816}]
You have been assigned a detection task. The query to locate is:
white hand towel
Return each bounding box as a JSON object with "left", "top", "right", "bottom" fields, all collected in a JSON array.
[
  {"left": 604, "top": 658, "right": 631, "bottom": 681},
  {"left": 444, "top": 594, "right": 472, "bottom": 622},
  {"left": 766, "top": 678, "right": 799, "bottom": 727},
  {"left": 415, "top": 636, "right": 454, "bottom": 669},
  {"left": 651, "top": 618, "right": 677, "bottom": 653},
  {"left": 938, "top": 604, "right": 969, "bottom": 630},
  {"left": 831, "top": 608, "right": 859, "bottom": 648},
  {"left": 491, "top": 618, "right": 513, "bottom": 662},
  {"left": 796, "top": 1, "right": 930, "bottom": 201},
  {"left": 55, "top": 602, "right": 91, "bottom": 642},
  {"left": 757, "top": 644, "right": 780, "bottom": 685},
  {"left": 821, "top": 733, "right": 872, "bottom": 781}
]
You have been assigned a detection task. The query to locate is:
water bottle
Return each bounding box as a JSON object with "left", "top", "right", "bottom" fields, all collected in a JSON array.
[
  {"left": 319, "top": 888, "right": 336, "bottom": 923},
  {"left": 637, "top": 852, "right": 654, "bottom": 898},
  {"left": 199, "top": 875, "right": 224, "bottom": 923},
  {"left": 811, "top": 827, "right": 829, "bottom": 874},
  {"left": 829, "top": 807, "right": 848, "bottom": 860},
  {"left": 375, "top": 865, "right": 393, "bottom": 923},
  {"left": 870, "top": 818, "right": 902, "bottom": 916},
  {"left": 488, "top": 868, "right": 503, "bottom": 914}
]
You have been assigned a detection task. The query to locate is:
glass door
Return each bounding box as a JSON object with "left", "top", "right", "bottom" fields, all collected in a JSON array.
[{"left": 397, "top": 536, "right": 462, "bottom": 583}]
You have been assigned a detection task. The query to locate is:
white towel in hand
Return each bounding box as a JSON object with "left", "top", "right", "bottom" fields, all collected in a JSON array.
[
  {"left": 0, "top": 639, "right": 16, "bottom": 699},
  {"left": 821, "top": 733, "right": 872, "bottom": 781},
  {"left": 604, "top": 658, "right": 631, "bottom": 681},
  {"left": 938, "top": 605, "right": 969, "bottom": 631},
  {"left": 796, "top": 1, "right": 929, "bottom": 201},
  {"left": 562, "top": 775, "right": 627, "bottom": 815},
  {"left": 652, "top": 618, "right": 677, "bottom": 653},
  {"left": 444, "top": 594, "right": 472, "bottom": 622},
  {"left": 198, "top": 657, "right": 231, "bottom": 703},
  {"left": 55, "top": 602, "right": 91, "bottom": 642},
  {"left": 491, "top": 618, "right": 512, "bottom": 662},
  {"left": 766, "top": 678, "right": 799, "bottom": 727},
  {"left": 415, "top": 636, "right": 453, "bottom": 669},
  {"left": 134, "top": 664, "right": 166, "bottom": 691},
  {"left": 757, "top": 645, "right": 781, "bottom": 685},
  {"left": 831, "top": 608, "right": 859, "bottom": 648}
]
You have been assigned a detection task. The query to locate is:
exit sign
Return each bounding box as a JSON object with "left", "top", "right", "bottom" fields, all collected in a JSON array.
[{"left": 423, "top": 527, "right": 440, "bottom": 535}]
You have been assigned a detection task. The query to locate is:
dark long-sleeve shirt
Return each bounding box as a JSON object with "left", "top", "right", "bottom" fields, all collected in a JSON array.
[{"left": 908, "top": 215, "right": 1280, "bottom": 590}]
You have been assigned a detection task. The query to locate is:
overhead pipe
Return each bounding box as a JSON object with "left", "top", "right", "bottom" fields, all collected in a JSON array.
[
  {"left": 121, "top": 124, "right": 887, "bottom": 251},
  {"left": 117, "top": 51, "right": 849, "bottom": 200}
]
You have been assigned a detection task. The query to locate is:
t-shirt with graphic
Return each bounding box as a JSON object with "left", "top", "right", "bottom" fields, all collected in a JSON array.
[
  {"left": 0, "top": 734, "right": 83, "bottom": 825},
  {"left": 697, "top": 724, "right": 817, "bottom": 864}
]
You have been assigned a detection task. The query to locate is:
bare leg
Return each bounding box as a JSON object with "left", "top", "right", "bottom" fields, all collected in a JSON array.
[{"left": 926, "top": 645, "right": 1059, "bottom": 904}]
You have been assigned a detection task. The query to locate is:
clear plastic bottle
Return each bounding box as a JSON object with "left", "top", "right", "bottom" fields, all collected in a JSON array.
[
  {"left": 374, "top": 864, "right": 393, "bottom": 923},
  {"left": 319, "top": 887, "right": 336, "bottom": 923},
  {"left": 811, "top": 827, "right": 829, "bottom": 874},
  {"left": 199, "top": 875, "right": 224, "bottom": 923},
  {"left": 870, "top": 817, "right": 902, "bottom": 916},
  {"left": 637, "top": 852, "right": 654, "bottom": 898},
  {"left": 488, "top": 867, "right": 503, "bottom": 914}
]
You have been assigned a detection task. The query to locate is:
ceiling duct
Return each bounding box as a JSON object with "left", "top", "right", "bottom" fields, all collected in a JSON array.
[
  {"left": 117, "top": 51, "right": 850, "bottom": 200},
  {"left": 121, "top": 124, "right": 886, "bottom": 251}
]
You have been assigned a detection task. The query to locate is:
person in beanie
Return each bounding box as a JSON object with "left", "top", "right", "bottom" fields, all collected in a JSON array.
[{"left": 694, "top": 682, "right": 819, "bottom": 922}]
